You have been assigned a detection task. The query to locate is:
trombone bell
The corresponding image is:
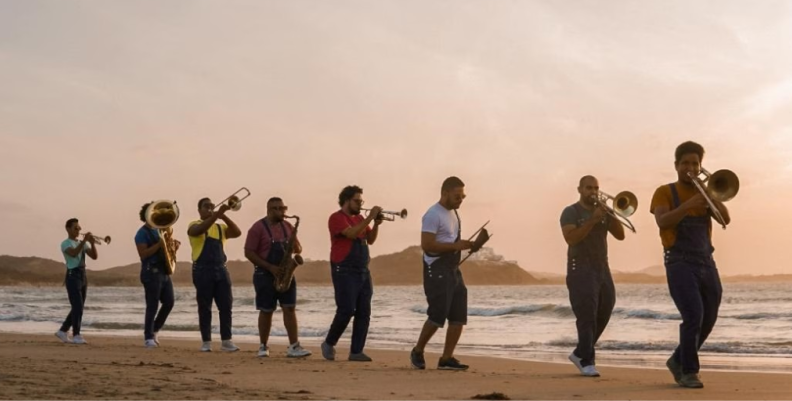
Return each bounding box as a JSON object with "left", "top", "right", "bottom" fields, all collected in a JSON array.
[{"left": 703, "top": 168, "right": 739, "bottom": 202}]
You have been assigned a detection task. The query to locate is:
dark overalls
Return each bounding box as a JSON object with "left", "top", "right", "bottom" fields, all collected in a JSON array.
[
  {"left": 139, "top": 226, "right": 175, "bottom": 341},
  {"left": 60, "top": 252, "right": 88, "bottom": 335},
  {"left": 325, "top": 217, "right": 373, "bottom": 354},
  {"left": 566, "top": 203, "right": 616, "bottom": 367},
  {"left": 253, "top": 219, "right": 297, "bottom": 312},
  {"left": 192, "top": 224, "right": 234, "bottom": 342},
  {"left": 423, "top": 210, "right": 467, "bottom": 327},
  {"left": 665, "top": 183, "right": 722, "bottom": 375}
]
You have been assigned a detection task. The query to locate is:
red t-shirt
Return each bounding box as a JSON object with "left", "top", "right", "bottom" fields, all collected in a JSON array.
[
  {"left": 244, "top": 219, "right": 298, "bottom": 262},
  {"left": 329, "top": 210, "right": 371, "bottom": 264}
]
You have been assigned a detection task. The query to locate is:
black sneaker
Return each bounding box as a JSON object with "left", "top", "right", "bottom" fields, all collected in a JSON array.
[
  {"left": 438, "top": 357, "right": 469, "bottom": 371},
  {"left": 679, "top": 373, "right": 704, "bottom": 389},
  {"left": 410, "top": 348, "right": 426, "bottom": 370},
  {"left": 666, "top": 356, "right": 682, "bottom": 385}
]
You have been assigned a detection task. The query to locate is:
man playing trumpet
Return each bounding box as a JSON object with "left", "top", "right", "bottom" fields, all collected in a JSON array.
[
  {"left": 321, "top": 185, "right": 384, "bottom": 362},
  {"left": 244, "top": 197, "right": 311, "bottom": 358},
  {"left": 559, "top": 175, "right": 625, "bottom": 377},
  {"left": 56, "top": 218, "right": 98, "bottom": 345},
  {"left": 188, "top": 197, "right": 242, "bottom": 352},
  {"left": 651, "top": 141, "right": 731, "bottom": 388}
]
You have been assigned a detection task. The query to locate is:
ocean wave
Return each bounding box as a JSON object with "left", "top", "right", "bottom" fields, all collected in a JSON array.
[
  {"left": 540, "top": 339, "right": 792, "bottom": 355},
  {"left": 410, "top": 304, "right": 575, "bottom": 318},
  {"left": 614, "top": 308, "right": 680, "bottom": 320},
  {"left": 726, "top": 312, "right": 792, "bottom": 320}
]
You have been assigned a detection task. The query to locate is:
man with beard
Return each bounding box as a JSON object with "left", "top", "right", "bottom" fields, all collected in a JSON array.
[
  {"left": 410, "top": 176, "right": 477, "bottom": 371},
  {"left": 321, "top": 185, "right": 384, "bottom": 362},
  {"left": 244, "top": 197, "right": 312, "bottom": 358},
  {"left": 559, "top": 175, "right": 625, "bottom": 377}
]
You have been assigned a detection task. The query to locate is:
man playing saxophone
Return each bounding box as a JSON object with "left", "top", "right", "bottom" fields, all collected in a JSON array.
[{"left": 244, "top": 197, "right": 312, "bottom": 358}]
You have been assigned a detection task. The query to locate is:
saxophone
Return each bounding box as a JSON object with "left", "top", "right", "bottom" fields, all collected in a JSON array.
[
  {"left": 274, "top": 215, "right": 303, "bottom": 292},
  {"left": 144, "top": 200, "right": 181, "bottom": 275}
]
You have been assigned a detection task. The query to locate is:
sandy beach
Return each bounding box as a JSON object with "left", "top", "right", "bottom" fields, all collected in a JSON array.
[{"left": 0, "top": 333, "right": 789, "bottom": 400}]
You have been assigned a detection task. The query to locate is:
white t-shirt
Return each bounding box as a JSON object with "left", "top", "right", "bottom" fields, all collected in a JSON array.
[{"left": 421, "top": 202, "right": 460, "bottom": 265}]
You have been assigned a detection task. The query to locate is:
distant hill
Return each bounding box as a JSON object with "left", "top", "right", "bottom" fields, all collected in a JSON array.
[{"left": 0, "top": 246, "right": 540, "bottom": 287}]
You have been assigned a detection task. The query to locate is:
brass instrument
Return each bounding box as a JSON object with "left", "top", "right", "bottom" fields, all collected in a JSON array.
[
  {"left": 215, "top": 187, "right": 251, "bottom": 212},
  {"left": 687, "top": 167, "right": 739, "bottom": 229},
  {"left": 362, "top": 208, "right": 408, "bottom": 221},
  {"left": 144, "top": 200, "right": 180, "bottom": 275},
  {"left": 274, "top": 215, "right": 303, "bottom": 293},
  {"left": 81, "top": 233, "right": 112, "bottom": 245},
  {"left": 594, "top": 190, "right": 639, "bottom": 233},
  {"left": 459, "top": 220, "right": 493, "bottom": 266}
]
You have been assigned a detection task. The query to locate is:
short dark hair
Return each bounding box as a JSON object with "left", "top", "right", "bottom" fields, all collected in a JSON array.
[
  {"left": 198, "top": 197, "right": 211, "bottom": 209},
  {"left": 139, "top": 202, "right": 152, "bottom": 223},
  {"left": 65, "top": 218, "right": 78, "bottom": 229},
  {"left": 441, "top": 176, "right": 465, "bottom": 193},
  {"left": 675, "top": 141, "right": 705, "bottom": 164},
  {"left": 578, "top": 175, "right": 597, "bottom": 187},
  {"left": 338, "top": 186, "right": 363, "bottom": 207},
  {"left": 267, "top": 197, "right": 283, "bottom": 205}
]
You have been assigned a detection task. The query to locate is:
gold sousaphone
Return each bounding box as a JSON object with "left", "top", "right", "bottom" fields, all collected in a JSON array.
[{"left": 144, "top": 200, "right": 180, "bottom": 275}]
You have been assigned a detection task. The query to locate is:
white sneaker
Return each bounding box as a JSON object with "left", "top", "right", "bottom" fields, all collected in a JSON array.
[
  {"left": 72, "top": 335, "right": 87, "bottom": 345},
  {"left": 55, "top": 330, "right": 72, "bottom": 344},
  {"left": 258, "top": 344, "right": 270, "bottom": 358},
  {"left": 286, "top": 342, "right": 312, "bottom": 358},
  {"left": 153, "top": 332, "right": 160, "bottom": 346},
  {"left": 221, "top": 340, "right": 239, "bottom": 352},
  {"left": 568, "top": 352, "right": 584, "bottom": 373},
  {"left": 144, "top": 339, "right": 158, "bottom": 348},
  {"left": 200, "top": 341, "right": 212, "bottom": 352},
  {"left": 581, "top": 365, "right": 601, "bottom": 377}
]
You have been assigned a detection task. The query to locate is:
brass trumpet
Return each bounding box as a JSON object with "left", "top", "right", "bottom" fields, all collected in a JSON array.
[
  {"left": 362, "top": 208, "right": 408, "bottom": 221},
  {"left": 593, "top": 190, "right": 638, "bottom": 233},
  {"left": 215, "top": 187, "right": 251, "bottom": 212},
  {"left": 81, "top": 233, "right": 112, "bottom": 245},
  {"left": 688, "top": 167, "right": 739, "bottom": 229}
]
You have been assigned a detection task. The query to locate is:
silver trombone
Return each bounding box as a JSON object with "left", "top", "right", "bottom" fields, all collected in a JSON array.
[
  {"left": 687, "top": 167, "right": 739, "bottom": 229},
  {"left": 362, "top": 208, "right": 408, "bottom": 221},
  {"left": 594, "top": 190, "right": 639, "bottom": 233},
  {"left": 215, "top": 187, "right": 251, "bottom": 212}
]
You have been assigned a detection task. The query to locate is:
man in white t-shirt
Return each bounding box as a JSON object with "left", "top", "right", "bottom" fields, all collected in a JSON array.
[
  {"left": 409, "top": 176, "right": 474, "bottom": 371},
  {"left": 56, "top": 218, "right": 98, "bottom": 345}
]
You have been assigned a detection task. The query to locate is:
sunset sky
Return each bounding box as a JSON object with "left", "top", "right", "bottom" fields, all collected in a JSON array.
[{"left": 1, "top": 1, "right": 791, "bottom": 275}]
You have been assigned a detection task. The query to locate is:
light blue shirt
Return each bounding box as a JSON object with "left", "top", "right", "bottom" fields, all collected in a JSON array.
[{"left": 61, "top": 238, "right": 92, "bottom": 270}]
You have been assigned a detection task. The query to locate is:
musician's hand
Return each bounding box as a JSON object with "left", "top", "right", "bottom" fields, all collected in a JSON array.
[
  {"left": 217, "top": 204, "right": 231, "bottom": 216},
  {"left": 294, "top": 254, "right": 304, "bottom": 265},
  {"left": 84, "top": 233, "right": 95, "bottom": 244},
  {"left": 374, "top": 215, "right": 384, "bottom": 226},
  {"left": 683, "top": 193, "right": 708, "bottom": 211},
  {"left": 268, "top": 265, "right": 283, "bottom": 276},
  {"left": 368, "top": 206, "right": 383, "bottom": 220},
  {"left": 455, "top": 240, "right": 474, "bottom": 251},
  {"left": 592, "top": 205, "right": 606, "bottom": 221}
]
